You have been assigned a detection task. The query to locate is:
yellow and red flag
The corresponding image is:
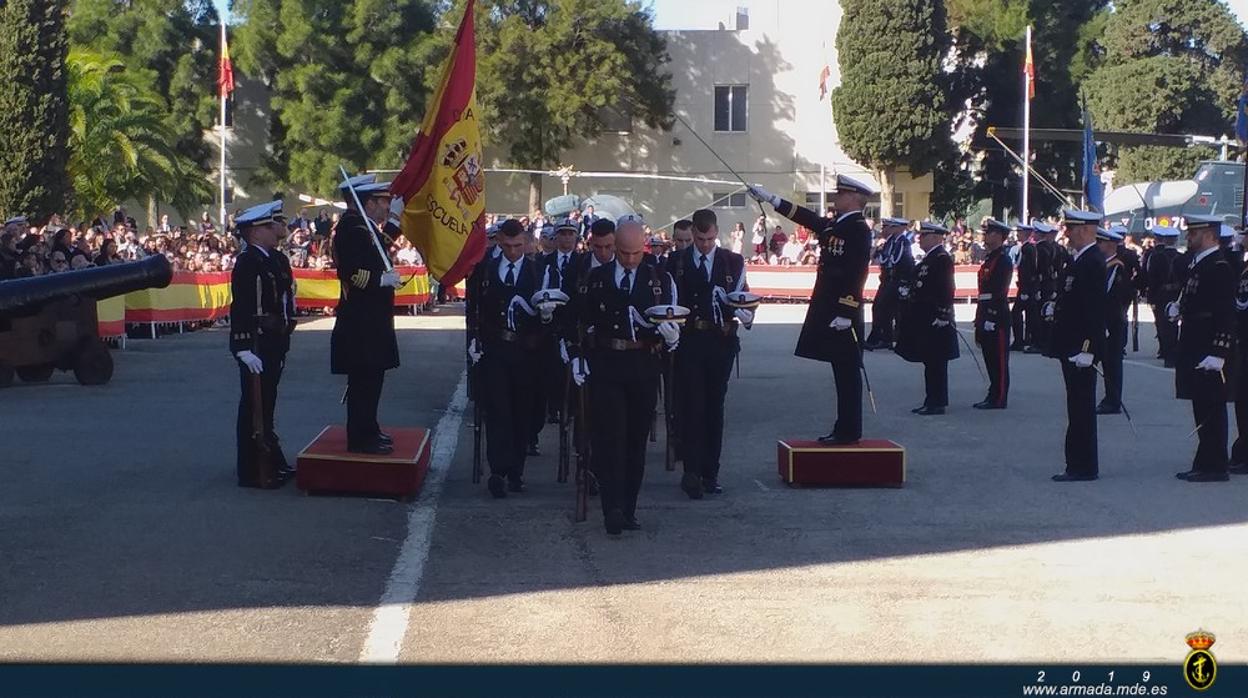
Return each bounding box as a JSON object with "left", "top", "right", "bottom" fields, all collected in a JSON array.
[
  {"left": 391, "top": 0, "right": 486, "bottom": 287},
  {"left": 1023, "top": 33, "right": 1035, "bottom": 100},
  {"left": 218, "top": 25, "right": 235, "bottom": 96}
]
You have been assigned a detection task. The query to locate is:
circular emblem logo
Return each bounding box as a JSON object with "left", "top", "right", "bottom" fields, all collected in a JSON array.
[{"left": 1184, "top": 649, "right": 1217, "bottom": 691}]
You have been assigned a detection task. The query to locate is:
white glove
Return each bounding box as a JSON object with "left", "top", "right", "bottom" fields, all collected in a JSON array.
[
  {"left": 1166, "top": 301, "right": 1180, "bottom": 322},
  {"left": 572, "top": 358, "right": 590, "bottom": 386},
  {"left": 1042, "top": 301, "right": 1055, "bottom": 319},
  {"left": 537, "top": 302, "right": 557, "bottom": 322},
  {"left": 898, "top": 286, "right": 911, "bottom": 299},
  {"left": 658, "top": 320, "right": 681, "bottom": 348},
  {"left": 1196, "top": 355, "right": 1226, "bottom": 372},
  {"left": 829, "top": 316, "right": 852, "bottom": 331},
  {"left": 467, "top": 338, "right": 484, "bottom": 365},
  {"left": 559, "top": 338, "right": 570, "bottom": 365},
  {"left": 735, "top": 308, "right": 755, "bottom": 328},
  {"left": 1068, "top": 352, "right": 1094, "bottom": 369},
  {"left": 379, "top": 269, "right": 402, "bottom": 288},
  {"left": 932, "top": 318, "right": 951, "bottom": 328},
  {"left": 236, "top": 350, "right": 263, "bottom": 374},
  {"left": 983, "top": 321, "right": 996, "bottom": 332},
  {"left": 1019, "top": 293, "right": 1029, "bottom": 301},
  {"left": 747, "top": 184, "right": 782, "bottom": 208}
]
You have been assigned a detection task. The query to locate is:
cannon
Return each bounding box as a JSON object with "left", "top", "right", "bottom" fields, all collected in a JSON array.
[{"left": 0, "top": 255, "right": 173, "bottom": 387}]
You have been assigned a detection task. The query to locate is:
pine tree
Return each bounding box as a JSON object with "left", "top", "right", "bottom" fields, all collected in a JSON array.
[{"left": 0, "top": 0, "right": 72, "bottom": 220}]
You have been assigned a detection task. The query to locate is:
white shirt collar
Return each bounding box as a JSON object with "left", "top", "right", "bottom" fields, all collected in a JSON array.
[
  {"left": 498, "top": 254, "right": 524, "bottom": 282},
  {"left": 590, "top": 254, "right": 612, "bottom": 269},
  {"left": 614, "top": 262, "right": 639, "bottom": 289},
  {"left": 835, "top": 210, "right": 860, "bottom": 224},
  {"left": 1073, "top": 242, "right": 1096, "bottom": 261},
  {"left": 1192, "top": 246, "right": 1219, "bottom": 266}
]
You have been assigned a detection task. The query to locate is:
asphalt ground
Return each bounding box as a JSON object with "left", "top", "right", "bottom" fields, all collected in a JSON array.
[{"left": 1, "top": 303, "right": 1245, "bottom": 664}]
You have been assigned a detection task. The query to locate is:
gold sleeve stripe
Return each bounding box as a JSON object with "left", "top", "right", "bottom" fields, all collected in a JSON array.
[
  {"left": 838, "top": 295, "right": 860, "bottom": 309},
  {"left": 351, "top": 270, "right": 370, "bottom": 289},
  {"left": 1081, "top": 340, "right": 1090, "bottom": 352}
]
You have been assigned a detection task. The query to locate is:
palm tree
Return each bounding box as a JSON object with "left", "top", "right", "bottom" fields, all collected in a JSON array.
[{"left": 66, "top": 49, "right": 211, "bottom": 221}]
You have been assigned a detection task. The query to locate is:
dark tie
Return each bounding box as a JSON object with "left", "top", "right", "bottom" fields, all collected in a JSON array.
[
  {"left": 559, "top": 255, "right": 568, "bottom": 277},
  {"left": 698, "top": 254, "right": 708, "bottom": 278},
  {"left": 621, "top": 268, "right": 632, "bottom": 295},
  {"left": 505, "top": 262, "right": 515, "bottom": 286}
]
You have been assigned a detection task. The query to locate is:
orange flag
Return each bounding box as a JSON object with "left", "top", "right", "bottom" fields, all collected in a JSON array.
[
  {"left": 218, "top": 25, "right": 235, "bottom": 96},
  {"left": 1024, "top": 34, "right": 1035, "bottom": 100},
  {"left": 390, "top": 0, "right": 486, "bottom": 287}
]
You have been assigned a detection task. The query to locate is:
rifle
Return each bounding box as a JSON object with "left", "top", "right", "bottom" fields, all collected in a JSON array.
[
  {"left": 469, "top": 272, "right": 483, "bottom": 485},
  {"left": 1131, "top": 297, "right": 1140, "bottom": 353},
  {"left": 249, "top": 371, "right": 278, "bottom": 487},
  {"left": 663, "top": 351, "right": 676, "bottom": 471},
  {"left": 557, "top": 363, "right": 571, "bottom": 483},
  {"left": 573, "top": 325, "right": 590, "bottom": 523}
]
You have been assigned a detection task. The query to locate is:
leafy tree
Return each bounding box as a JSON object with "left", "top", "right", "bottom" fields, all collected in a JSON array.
[
  {"left": 66, "top": 50, "right": 212, "bottom": 221},
  {"left": 0, "top": 0, "right": 72, "bottom": 220},
  {"left": 1085, "top": 0, "right": 1248, "bottom": 183},
  {"left": 832, "top": 0, "right": 954, "bottom": 218},
  {"left": 231, "top": 0, "right": 440, "bottom": 194}
]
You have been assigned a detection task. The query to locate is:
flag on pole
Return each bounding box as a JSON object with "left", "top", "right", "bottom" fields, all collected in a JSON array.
[
  {"left": 818, "top": 65, "right": 831, "bottom": 100},
  {"left": 1024, "top": 34, "right": 1035, "bottom": 100},
  {"left": 1236, "top": 82, "right": 1248, "bottom": 144},
  {"left": 390, "top": 0, "right": 485, "bottom": 287},
  {"left": 218, "top": 25, "right": 235, "bottom": 96},
  {"left": 1082, "top": 103, "right": 1103, "bottom": 213}
]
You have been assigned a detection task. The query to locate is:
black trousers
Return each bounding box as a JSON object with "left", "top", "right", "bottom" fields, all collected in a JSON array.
[
  {"left": 1191, "top": 398, "right": 1228, "bottom": 473},
  {"left": 1011, "top": 297, "right": 1031, "bottom": 347},
  {"left": 675, "top": 332, "right": 737, "bottom": 484},
  {"left": 589, "top": 351, "right": 659, "bottom": 519},
  {"left": 923, "top": 359, "right": 948, "bottom": 408},
  {"left": 1232, "top": 398, "right": 1248, "bottom": 466},
  {"left": 1151, "top": 305, "right": 1178, "bottom": 360},
  {"left": 1101, "top": 320, "right": 1126, "bottom": 408},
  {"left": 236, "top": 353, "right": 289, "bottom": 485},
  {"left": 980, "top": 329, "right": 1010, "bottom": 405},
  {"left": 346, "top": 369, "right": 386, "bottom": 447},
  {"left": 867, "top": 282, "right": 898, "bottom": 345},
  {"left": 1060, "top": 362, "right": 1098, "bottom": 476},
  {"left": 481, "top": 350, "right": 538, "bottom": 480},
  {"left": 1033, "top": 311, "right": 1052, "bottom": 353},
  {"left": 831, "top": 357, "right": 863, "bottom": 441}
]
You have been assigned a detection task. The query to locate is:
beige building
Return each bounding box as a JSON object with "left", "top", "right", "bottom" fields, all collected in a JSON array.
[{"left": 483, "top": 0, "right": 933, "bottom": 230}]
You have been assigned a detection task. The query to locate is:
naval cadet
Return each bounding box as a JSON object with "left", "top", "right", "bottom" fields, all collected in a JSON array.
[
  {"left": 974, "top": 218, "right": 1014, "bottom": 409},
  {"left": 571, "top": 217, "right": 679, "bottom": 534},
  {"left": 864, "top": 217, "right": 914, "bottom": 351},
  {"left": 670, "top": 219, "right": 694, "bottom": 255},
  {"left": 1146, "top": 225, "right": 1182, "bottom": 367},
  {"left": 896, "top": 221, "right": 957, "bottom": 415},
  {"left": 1229, "top": 235, "right": 1248, "bottom": 475},
  {"left": 1220, "top": 223, "right": 1245, "bottom": 278},
  {"left": 1029, "top": 221, "right": 1061, "bottom": 354},
  {"left": 748, "top": 174, "right": 874, "bottom": 445},
  {"left": 331, "top": 174, "right": 402, "bottom": 455},
  {"left": 1096, "top": 225, "right": 1134, "bottom": 415},
  {"left": 1046, "top": 210, "right": 1107, "bottom": 482},
  {"left": 671, "top": 208, "right": 752, "bottom": 499},
  {"left": 1011, "top": 223, "right": 1037, "bottom": 351},
  {"left": 1174, "top": 215, "right": 1237, "bottom": 483},
  {"left": 230, "top": 200, "right": 297, "bottom": 488},
  {"left": 533, "top": 218, "right": 581, "bottom": 432}
]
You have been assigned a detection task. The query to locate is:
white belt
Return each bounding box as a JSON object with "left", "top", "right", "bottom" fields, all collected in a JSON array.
[{"left": 978, "top": 293, "right": 994, "bottom": 301}]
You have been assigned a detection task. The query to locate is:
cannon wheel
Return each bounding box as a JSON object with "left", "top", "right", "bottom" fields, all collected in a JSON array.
[
  {"left": 0, "top": 362, "right": 12, "bottom": 388},
  {"left": 73, "top": 337, "right": 114, "bottom": 386},
  {"left": 16, "top": 364, "right": 55, "bottom": 382}
]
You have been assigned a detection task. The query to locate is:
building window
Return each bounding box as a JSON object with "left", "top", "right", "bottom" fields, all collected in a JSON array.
[
  {"left": 714, "top": 85, "right": 748, "bottom": 132},
  {"left": 597, "top": 104, "right": 632, "bottom": 133},
  {"left": 805, "top": 192, "right": 833, "bottom": 210},
  {"left": 893, "top": 192, "right": 905, "bottom": 218},
  {"left": 713, "top": 192, "right": 748, "bottom": 208}
]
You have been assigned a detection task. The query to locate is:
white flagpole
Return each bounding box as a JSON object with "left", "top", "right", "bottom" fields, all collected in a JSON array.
[
  {"left": 1021, "top": 25, "right": 1032, "bottom": 224},
  {"left": 219, "top": 21, "right": 228, "bottom": 229}
]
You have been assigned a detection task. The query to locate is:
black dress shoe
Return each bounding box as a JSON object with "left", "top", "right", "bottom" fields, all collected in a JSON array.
[
  {"left": 377, "top": 431, "right": 393, "bottom": 445},
  {"left": 1229, "top": 463, "right": 1248, "bottom": 475},
  {"left": 1183, "top": 471, "right": 1230, "bottom": 482},
  {"left": 621, "top": 516, "right": 641, "bottom": 531},
  {"left": 507, "top": 478, "right": 526, "bottom": 493},
  {"left": 915, "top": 406, "right": 945, "bottom": 416},
  {"left": 702, "top": 480, "right": 724, "bottom": 495},
  {"left": 1023, "top": 346, "right": 1044, "bottom": 354},
  {"left": 680, "top": 473, "right": 703, "bottom": 500},
  {"left": 487, "top": 475, "right": 507, "bottom": 499},
  {"left": 972, "top": 400, "right": 1005, "bottom": 410},
  {"left": 1052, "top": 472, "right": 1098, "bottom": 482},
  {"left": 1095, "top": 403, "right": 1121, "bottom": 415},
  {"left": 604, "top": 508, "right": 625, "bottom": 535},
  {"left": 817, "top": 434, "right": 860, "bottom": 446},
  {"left": 1175, "top": 470, "right": 1196, "bottom": 481},
  {"left": 348, "top": 441, "right": 394, "bottom": 455},
  {"left": 1009, "top": 343, "right": 1026, "bottom": 352}
]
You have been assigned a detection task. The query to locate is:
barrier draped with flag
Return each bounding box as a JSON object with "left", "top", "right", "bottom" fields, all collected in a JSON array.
[{"left": 390, "top": 0, "right": 486, "bottom": 288}]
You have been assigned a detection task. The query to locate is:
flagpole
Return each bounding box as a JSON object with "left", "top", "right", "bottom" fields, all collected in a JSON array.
[
  {"left": 1021, "top": 25, "right": 1032, "bottom": 224},
  {"left": 219, "top": 21, "right": 228, "bottom": 229}
]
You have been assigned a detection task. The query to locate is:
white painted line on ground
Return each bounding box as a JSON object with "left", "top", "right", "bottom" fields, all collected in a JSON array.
[
  {"left": 359, "top": 371, "right": 468, "bottom": 664},
  {"left": 1123, "top": 358, "right": 1172, "bottom": 373},
  {"left": 753, "top": 479, "right": 770, "bottom": 492}
]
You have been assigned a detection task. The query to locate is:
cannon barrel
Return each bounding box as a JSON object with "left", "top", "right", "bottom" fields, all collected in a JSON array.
[{"left": 0, "top": 255, "right": 173, "bottom": 315}]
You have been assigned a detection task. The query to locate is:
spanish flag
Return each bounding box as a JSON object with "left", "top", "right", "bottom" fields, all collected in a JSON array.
[
  {"left": 1023, "top": 32, "right": 1035, "bottom": 100},
  {"left": 391, "top": 0, "right": 486, "bottom": 287},
  {"left": 218, "top": 24, "right": 235, "bottom": 96}
]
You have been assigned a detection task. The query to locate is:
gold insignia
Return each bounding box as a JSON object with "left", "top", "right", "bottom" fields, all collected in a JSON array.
[
  {"left": 838, "top": 295, "right": 860, "bottom": 308},
  {"left": 351, "top": 270, "right": 370, "bottom": 289},
  {"left": 1081, "top": 340, "right": 1090, "bottom": 352}
]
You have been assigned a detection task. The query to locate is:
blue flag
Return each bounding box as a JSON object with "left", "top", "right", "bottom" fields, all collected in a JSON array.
[
  {"left": 1082, "top": 107, "right": 1104, "bottom": 214},
  {"left": 1236, "top": 93, "right": 1248, "bottom": 143}
]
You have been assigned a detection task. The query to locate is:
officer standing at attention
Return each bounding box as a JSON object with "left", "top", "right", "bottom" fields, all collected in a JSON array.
[
  {"left": 331, "top": 174, "right": 402, "bottom": 455},
  {"left": 1030, "top": 221, "right": 1060, "bottom": 354},
  {"left": 1228, "top": 233, "right": 1248, "bottom": 475},
  {"left": 571, "top": 216, "right": 679, "bottom": 534},
  {"left": 864, "top": 217, "right": 913, "bottom": 351},
  {"left": 1146, "top": 225, "right": 1182, "bottom": 367},
  {"left": 671, "top": 208, "right": 752, "bottom": 499},
  {"left": 895, "top": 221, "right": 957, "bottom": 415},
  {"left": 1046, "top": 210, "right": 1107, "bottom": 482},
  {"left": 230, "top": 200, "right": 297, "bottom": 488},
  {"left": 974, "top": 218, "right": 1014, "bottom": 409},
  {"left": 466, "top": 219, "right": 547, "bottom": 497},
  {"left": 1011, "top": 223, "right": 1037, "bottom": 351},
  {"left": 1174, "top": 215, "right": 1237, "bottom": 483},
  {"left": 1097, "top": 226, "right": 1134, "bottom": 415},
  {"left": 747, "top": 174, "right": 875, "bottom": 444},
  {"left": 1220, "top": 224, "right": 1245, "bottom": 278}
]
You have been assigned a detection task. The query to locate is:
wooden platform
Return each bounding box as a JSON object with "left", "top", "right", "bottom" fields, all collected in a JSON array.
[
  {"left": 777, "top": 439, "right": 905, "bottom": 487},
  {"left": 296, "top": 425, "right": 432, "bottom": 499}
]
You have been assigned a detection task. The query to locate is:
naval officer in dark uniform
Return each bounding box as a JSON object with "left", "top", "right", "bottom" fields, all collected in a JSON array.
[
  {"left": 230, "top": 200, "right": 297, "bottom": 488},
  {"left": 1011, "top": 223, "right": 1037, "bottom": 351},
  {"left": 896, "top": 221, "right": 957, "bottom": 414},
  {"left": 571, "top": 216, "right": 679, "bottom": 534},
  {"left": 865, "top": 216, "right": 914, "bottom": 351},
  {"left": 974, "top": 218, "right": 1014, "bottom": 409},
  {"left": 1030, "top": 221, "right": 1061, "bottom": 354},
  {"left": 670, "top": 208, "right": 752, "bottom": 499},
  {"left": 1146, "top": 225, "right": 1182, "bottom": 367},
  {"left": 331, "top": 174, "right": 402, "bottom": 454},
  {"left": 1174, "top": 215, "right": 1237, "bottom": 483},
  {"left": 1097, "top": 225, "right": 1134, "bottom": 415},
  {"left": 748, "top": 174, "right": 875, "bottom": 444},
  {"left": 1046, "top": 210, "right": 1107, "bottom": 482}
]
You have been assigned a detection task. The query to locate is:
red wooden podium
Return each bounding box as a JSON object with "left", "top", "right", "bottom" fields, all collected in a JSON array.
[
  {"left": 777, "top": 439, "right": 905, "bottom": 487},
  {"left": 296, "top": 426, "right": 432, "bottom": 499}
]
